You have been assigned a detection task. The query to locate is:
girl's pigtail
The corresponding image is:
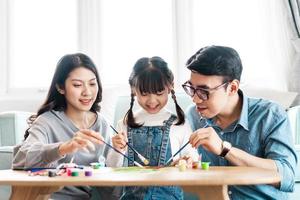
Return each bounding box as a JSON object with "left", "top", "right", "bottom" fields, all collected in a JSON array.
[
  {"left": 171, "top": 89, "right": 185, "bottom": 125},
  {"left": 124, "top": 93, "right": 142, "bottom": 128}
]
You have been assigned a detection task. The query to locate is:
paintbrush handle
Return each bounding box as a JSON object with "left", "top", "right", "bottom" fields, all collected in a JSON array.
[
  {"left": 110, "top": 125, "right": 148, "bottom": 162},
  {"left": 165, "top": 141, "right": 190, "bottom": 165},
  {"left": 174, "top": 141, "right": 190, "bottom": 158},
  {"left": 126, "top": 142, "right": 141, "bottom": 155},
  {"left": 166, "top": 123, "right": 209, "bottom": 165},
  {"left": 110, "top": 125, "right": 119, "bottom": 134},
  {"left": 110, "top": 125, "right": 136, "bottom": 151},
  {"left": 101, "top": 139, "right": 143, "bottom": 168}
]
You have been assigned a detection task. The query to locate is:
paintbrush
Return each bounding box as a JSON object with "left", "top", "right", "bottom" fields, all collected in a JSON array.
[
  {"left": 110, "top": 125, "right": 149, "bottom": 165},
  {"left": 165, "top": 117, "right": 208, "bottom": 166},
  {"left": 101, "top": 138, "right": 144, "bottom": 168},
  {"left": 165, "top": 142, "right": 190, "bottom": 166}
]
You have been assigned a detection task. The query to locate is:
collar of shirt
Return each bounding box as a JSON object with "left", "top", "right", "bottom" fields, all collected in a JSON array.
[{"left": 134, "top": 108, "right": 172, "bottom": 126}]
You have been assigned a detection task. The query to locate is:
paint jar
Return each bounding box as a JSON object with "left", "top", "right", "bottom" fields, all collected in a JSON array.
[
  {"left": 201, "top": 162, "right": 210, "bottom": 170},
  {"left": 71, "top": 169, "right": 79, "bottom": 177},
  {"left": 192, "top": 161, "right": 201, "bottom": 169},
  {"left": 178, "top": 159, "right": 187, "bottom": 172},
  {"left": 90, "top": 162, "right": 101, "bottom": 169},
  {"left": 85, "top": 169, "right": 93, "bottom": 176}
]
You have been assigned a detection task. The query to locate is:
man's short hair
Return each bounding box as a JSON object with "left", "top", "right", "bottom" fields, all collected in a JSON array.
[{"left": 186, "top": 45, "right": 243, "bottom": 81}]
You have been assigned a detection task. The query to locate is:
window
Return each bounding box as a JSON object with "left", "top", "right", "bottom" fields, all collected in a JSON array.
[
  {"left": 9, "top": 0, "right": 78, "bottom": 89},
  {"left": 1, "top": 0, "right": 293, "bottom": 94},
  {"left": 6, "top": 0, "right": 174, "bottom": 91},
  {"left": 99, "top": 0, "right": 173, "bottom": 86}
]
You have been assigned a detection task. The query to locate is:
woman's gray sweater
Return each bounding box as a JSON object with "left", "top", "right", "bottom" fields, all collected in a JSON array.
[{"left": 12, "top": 110, "right": 114, "bottom": 200}]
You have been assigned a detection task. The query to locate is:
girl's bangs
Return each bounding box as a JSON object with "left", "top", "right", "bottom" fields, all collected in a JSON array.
[{"left": 135, "top": 70, "right": 169, "bottom": 94}]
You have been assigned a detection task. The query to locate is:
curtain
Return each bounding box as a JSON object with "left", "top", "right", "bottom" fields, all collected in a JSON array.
[
  {"left": 191, "top": 0, "right": 294, "bottom": 91},
  {"left": 287, "top": 0, "right": 300, "bottom": 105}
]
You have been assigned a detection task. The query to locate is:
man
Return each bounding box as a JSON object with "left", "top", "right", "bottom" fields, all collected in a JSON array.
[{"left": 183, "top": 45, "right": 297, "bottom": 199}]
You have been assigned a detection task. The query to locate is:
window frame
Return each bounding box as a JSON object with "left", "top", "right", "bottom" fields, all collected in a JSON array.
[{"left": 0, "top": 0, "right": 9, "bottom": 95}]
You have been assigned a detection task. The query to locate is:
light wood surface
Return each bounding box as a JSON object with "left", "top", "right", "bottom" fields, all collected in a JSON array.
[{"left": 0, "top": 166, "right": 280, "bottom": 200}]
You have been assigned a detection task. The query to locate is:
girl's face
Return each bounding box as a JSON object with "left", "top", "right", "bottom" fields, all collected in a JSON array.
[
  {"left": 59, "top": 67, "right": 98, "bottom": 113},
  {"left": 134, "top": 87, "right": 170, "bottom": 114}
]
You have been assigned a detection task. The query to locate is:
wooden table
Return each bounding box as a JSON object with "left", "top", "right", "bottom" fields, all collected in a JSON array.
[{"left": 0, "top": 166, "right": 280, "bottom": 200}]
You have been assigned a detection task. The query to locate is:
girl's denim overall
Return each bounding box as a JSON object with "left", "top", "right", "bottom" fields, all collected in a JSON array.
[{"left": 120, "top": 115, "right": 183, "bottom": 200}]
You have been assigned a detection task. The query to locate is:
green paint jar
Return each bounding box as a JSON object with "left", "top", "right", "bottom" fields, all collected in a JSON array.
[{"left": 201, "top": 162, "right": 210, "bottom": 170}]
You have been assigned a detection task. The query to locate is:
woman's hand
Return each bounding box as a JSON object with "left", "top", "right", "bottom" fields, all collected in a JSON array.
[
  {"left": 58, "top": 129, "right": 104, "bottom": 156},
  {"left": 112, "top": 131, "right": 128, "bottom": 152}
]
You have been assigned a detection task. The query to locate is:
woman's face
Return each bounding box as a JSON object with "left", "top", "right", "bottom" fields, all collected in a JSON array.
[{"left": 59, "top": 67, "right": 98, "bottom": 113}]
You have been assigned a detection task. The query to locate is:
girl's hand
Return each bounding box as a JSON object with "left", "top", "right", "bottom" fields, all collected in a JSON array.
[
  {"left": 112, "top": 131, "right": 128, "bottom": 152},
  {"left": 171, "top": 155, "right": 193, "bottom": 168},
  {"left": 58, "top": 129, "right": 104, "bottom": 156},
  {"left": 189, "top": 127, "right": 223, "bottom": 156}
]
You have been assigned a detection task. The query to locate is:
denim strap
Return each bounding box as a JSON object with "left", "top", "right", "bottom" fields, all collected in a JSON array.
[
  {"left": 158, "top": 115, "right": 177, "bottom": 166},
  {"left": 127, "top": 127, "right": 135, "bottom": 166}
]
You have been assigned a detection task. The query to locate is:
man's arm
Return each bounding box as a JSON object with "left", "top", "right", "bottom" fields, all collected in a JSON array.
[{"left": 190, "top": 114, "right": 297, "bottom": 192}]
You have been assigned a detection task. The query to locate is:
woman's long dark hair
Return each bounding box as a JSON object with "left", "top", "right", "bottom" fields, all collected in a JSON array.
[
  {"left": 24, "top": 53, "right": 102, "bottom": 139},
  {"left": 124, "top": 56, "right": 185, "bottom": 128}
]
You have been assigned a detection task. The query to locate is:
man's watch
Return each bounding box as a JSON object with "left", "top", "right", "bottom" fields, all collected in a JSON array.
[{"left": 219, "top": 141, "right": 232, "bottom": 157}]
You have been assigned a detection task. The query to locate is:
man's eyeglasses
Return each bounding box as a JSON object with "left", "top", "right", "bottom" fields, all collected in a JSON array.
[{"left": 182, "top": 81, "right": 229, "bottom": 101}]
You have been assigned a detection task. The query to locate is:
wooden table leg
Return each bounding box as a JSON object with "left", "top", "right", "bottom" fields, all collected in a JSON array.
[
  {"left": 182, "top": 185, "right": 229, "bottom": 200},
  {"left": 10, "top": 186, "right": 62, "bottom": 200}
]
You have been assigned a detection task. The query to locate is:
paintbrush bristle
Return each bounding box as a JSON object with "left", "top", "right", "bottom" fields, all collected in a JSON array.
[{"left": 143, "top": 159, "right": 149, "bottom": 165}]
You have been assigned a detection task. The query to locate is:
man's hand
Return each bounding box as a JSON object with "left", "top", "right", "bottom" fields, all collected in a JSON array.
[{"left": 189, "top": 127, "right": 223, "bottom": 155}]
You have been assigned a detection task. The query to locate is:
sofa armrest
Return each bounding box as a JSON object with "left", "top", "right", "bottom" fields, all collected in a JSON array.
[
  {"left": 0, "top": 111, "right": 32, "bottom": 146},
  {"left": 0, "top": 146, "right": 14, "bottom": 170},
  {"left": 0, "top": 146, "right": 13, "bottom": 200}
]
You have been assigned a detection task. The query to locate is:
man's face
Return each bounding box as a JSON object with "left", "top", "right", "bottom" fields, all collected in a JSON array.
[{"left": 188, "top": 72, "right": 230, "bottom": 118}]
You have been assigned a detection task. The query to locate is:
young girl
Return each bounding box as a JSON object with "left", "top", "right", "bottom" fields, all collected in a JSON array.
[
  {"left": 13, "top": 53, "right": 115, "bottom": 200},
  {"left": 111, "top": 56, "right": 199, "bottom": 200}
]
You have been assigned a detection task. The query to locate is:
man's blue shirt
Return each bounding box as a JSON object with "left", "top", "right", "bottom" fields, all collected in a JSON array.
[{"left": 186, "top": 91, "right": 297, "bottom": 200}]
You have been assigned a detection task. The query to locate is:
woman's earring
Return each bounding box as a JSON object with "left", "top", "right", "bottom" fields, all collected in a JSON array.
[{"left": 56, "top": 85, "right": 65, "bottom": 94}]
